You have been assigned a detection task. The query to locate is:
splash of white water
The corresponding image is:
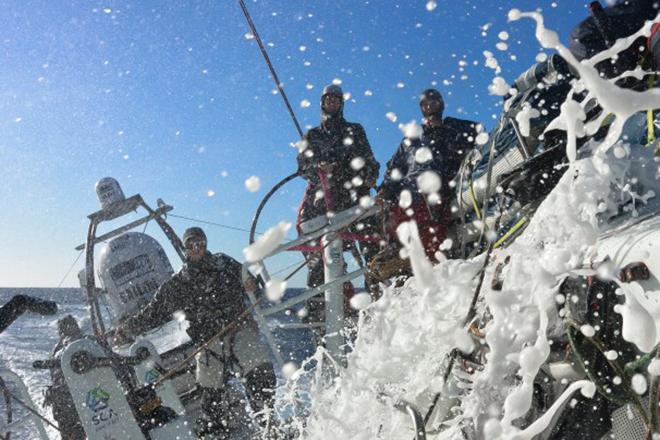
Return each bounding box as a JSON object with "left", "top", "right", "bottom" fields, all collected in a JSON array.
[
  {"left": 509, "top": 10, "right": 660, "bottom": 160},
  {"left": 285, "top": 9, "right": 660, "bottom": 440}
]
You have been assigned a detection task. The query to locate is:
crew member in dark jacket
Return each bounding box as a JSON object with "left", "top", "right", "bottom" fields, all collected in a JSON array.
[
  {"left": 297, "top": 84, "right": 381, "bottom": 291},
  {"left": 117, "top": 227, "right": 275, "bottom": 439},
  {"left": 42, "top": 315, "right": 86, "bottom": 440},
  {"left": 378, "top": 88, "right": 477, "bottom": 261},
  {"left": 569, "top": 0, "right": 660, "bottom": 79}
]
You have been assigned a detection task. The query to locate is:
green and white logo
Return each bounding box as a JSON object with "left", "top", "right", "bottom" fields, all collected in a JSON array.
[
  {"left": 144, "top": 367, "right": 160, "bottom": 384},
  {"left": 86, "top": 386, "right": 110, "bottom": 412}
]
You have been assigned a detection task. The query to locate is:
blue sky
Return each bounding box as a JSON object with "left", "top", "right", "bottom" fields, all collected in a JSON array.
[{"left": 0, "top": 1, "right": 584, "bottom": 287}]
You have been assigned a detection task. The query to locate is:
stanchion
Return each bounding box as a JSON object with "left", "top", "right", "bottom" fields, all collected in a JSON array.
[{"left": 323, "top": 233, "right": 345, "bottom": 370}]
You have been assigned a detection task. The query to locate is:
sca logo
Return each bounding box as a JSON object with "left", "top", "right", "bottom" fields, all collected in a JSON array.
[
  {"left": 86, "top": 387, "right": 118, "bottom": 427},
  {"left": 86, "top": 387, "right": 110, "bottom": 412},
  {"left": 144, "top": 368, "right": 160, "bottom": 384}
]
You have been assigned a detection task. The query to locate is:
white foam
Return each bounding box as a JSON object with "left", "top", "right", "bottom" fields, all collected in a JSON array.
[{"left": 243, "top": 221, "right": 291, "bottom": 263}]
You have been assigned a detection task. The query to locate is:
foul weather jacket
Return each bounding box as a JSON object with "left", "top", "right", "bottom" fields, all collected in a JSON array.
[
  {"left": 123, "top": 252, "right": 257, "bottom": 344},
  {"left": 297, "top": 118, "right": 380, "bottom": 220},
  {"left": 380, "top": 117, "right": 476, "bottom": 205}
]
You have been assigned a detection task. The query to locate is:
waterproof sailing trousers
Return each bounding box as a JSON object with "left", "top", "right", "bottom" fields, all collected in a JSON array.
[{"left": 194, "top": 324, "right": 276, "bottom": 438}]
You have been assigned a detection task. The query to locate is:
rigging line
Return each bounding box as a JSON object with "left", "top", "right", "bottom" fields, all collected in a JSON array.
[
  {"left": 168, "top": 213, "right": 260, "bottom": 235},
  {"left": 56, "top": 249, "right": 84, "bottom": 288},
  {"left": 1, "top": 386, "right": 63, "bottom": 434},
  {"left": 271, "top": 259, "right": 306, "bottom": 277},
  {"left": 237, "top": 0, "right": 304, "bottom": 138},
  {"left": 171, "top": 213, "right": 298, "bottom": 244},
  {"left": 153, "top": 298, "right": 264, "bottom": 387},
  {"left": 284, "top": 259, "right": 310, "bottom": 282}
]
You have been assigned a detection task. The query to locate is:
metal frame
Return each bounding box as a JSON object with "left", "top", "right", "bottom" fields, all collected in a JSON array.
[
  {"left": 507, "top": 116, "right": 533, "bottom": 159},
  {"left": 394, "top": 399, "right": 427, "bottom": 440},
  {"left": 245, "top": 232, "right": 361, "bottom": 367},
  {"left": 378, "top": 393, "right": 427, "bottom": 440},
  {"left": 244, "top": 172, "right": 380, "bottom": 367},
  {"left": 79, "top": 194, "right": 185, "bottom": 345}
]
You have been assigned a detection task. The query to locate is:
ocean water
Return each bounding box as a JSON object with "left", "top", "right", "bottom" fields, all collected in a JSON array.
[
  {"left": 0, "top": 288, "right": 88, "bottom": 439},
  {"left": 0, "top": 287, "right": 316, "bottom": 439}
]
